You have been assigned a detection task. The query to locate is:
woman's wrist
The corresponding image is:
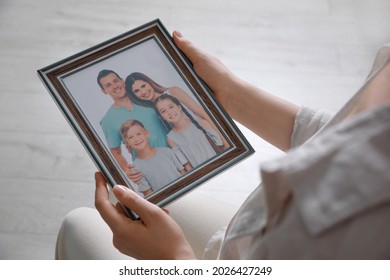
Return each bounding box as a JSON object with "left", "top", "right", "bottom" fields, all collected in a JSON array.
[
  {"left": 211, "top": 70, "right": 240, "bottom": 114},
  {"left": 220, "top": 75, "right": 248, "bottom": 118}
]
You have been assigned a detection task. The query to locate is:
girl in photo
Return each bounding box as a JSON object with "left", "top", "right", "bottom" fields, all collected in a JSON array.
[{"left": 154, "top": 94, "right": 224, "bottom": 168}]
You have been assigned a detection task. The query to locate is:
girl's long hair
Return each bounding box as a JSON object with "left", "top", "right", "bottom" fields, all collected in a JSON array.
[{"left": 125, "top": 72, "right": 168, "bottom": 107}]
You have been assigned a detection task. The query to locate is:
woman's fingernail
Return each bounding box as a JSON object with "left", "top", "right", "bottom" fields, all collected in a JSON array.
[
  {"left": 175, "top": 30, "right": 183, "bottom": 38},
  {"left": 114, "top": 185, "right": 127, "bottom": 193}
]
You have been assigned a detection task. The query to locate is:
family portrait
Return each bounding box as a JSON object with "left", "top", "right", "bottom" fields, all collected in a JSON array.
[
  {"left": 39, "top": 20, "right": 254, "bottom": 208},
  {"left": 61, "top": 36, "right": 229, "bottom": 197}
]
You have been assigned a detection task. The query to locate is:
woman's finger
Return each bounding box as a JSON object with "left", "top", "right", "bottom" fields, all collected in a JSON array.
[
  {"left": 112, "top": 185, "right": 162, "bottom": 223},
  {"left": 94, "top": 172, "right": 125, "bottom": 228},
  {"left": 172, "top": 31, "right": 204, "bottom": 64}
]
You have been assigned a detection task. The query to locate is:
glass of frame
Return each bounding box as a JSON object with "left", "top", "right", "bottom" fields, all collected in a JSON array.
[{"left": 38, "top": 19, "right": 254, "bottom": 219}]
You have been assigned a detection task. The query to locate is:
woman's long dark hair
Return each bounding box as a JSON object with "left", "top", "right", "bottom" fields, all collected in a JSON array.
[{"left": 125, "top": 72, "right": 168, "bottom": 107}]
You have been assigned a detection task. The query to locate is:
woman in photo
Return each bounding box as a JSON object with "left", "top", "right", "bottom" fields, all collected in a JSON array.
[{"left": 154, "top": 94, "right": 223, "bottom": 168}]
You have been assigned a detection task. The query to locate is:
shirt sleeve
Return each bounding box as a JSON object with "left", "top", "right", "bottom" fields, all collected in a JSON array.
[
  {"left": 169, "top": 148, "right": 185, "bottom": 171},
  {"left": 137, "top": 175, "right": 152, "bottom": 192},
  {"left": 290, "top": 106, "right": 333, "bottom": 148},
  {"left": 172, "top": 146, "right": 189, "bottom": 165},
  {"left": 206, "top": 128, "right": 223, "bottom": 146}
]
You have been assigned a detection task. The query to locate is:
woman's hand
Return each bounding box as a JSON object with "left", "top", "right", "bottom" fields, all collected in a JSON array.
[
  {"left": 94, "top": 172, "right": 196, "bottom": 260},
  {"left": 172, "top": 31, "right": 238, "bottom": 114}
]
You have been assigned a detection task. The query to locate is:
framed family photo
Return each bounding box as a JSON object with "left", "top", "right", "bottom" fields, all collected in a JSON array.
[{"left": 38, "top": 19, "right": 254, "bottom": 219}]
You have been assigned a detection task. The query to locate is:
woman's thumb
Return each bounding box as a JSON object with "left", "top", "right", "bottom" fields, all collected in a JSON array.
[{"left": 112, "top": 185, "right": 160, "bottom": 221}]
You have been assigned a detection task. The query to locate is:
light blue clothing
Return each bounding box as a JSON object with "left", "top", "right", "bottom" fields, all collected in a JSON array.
[
  {"left": 134, "top": 147, "right": 184, "bottom": 193},
  {"left": 100, "top": 104, "right": 168, "bottom": 152}
]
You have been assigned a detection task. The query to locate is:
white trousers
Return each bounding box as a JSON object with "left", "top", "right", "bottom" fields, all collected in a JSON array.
[{"left": 55, "top": 191, "right": 238, "bottom": 259}]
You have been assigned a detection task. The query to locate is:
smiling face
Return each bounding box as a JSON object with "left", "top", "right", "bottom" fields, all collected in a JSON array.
[
  {"left": 100, "top": 73, "right": 126, "bottom": 100},
  {"left": 124, "top": 123, "right": 150, "bottom": 152},
  {"left": 131, "top": 80, "right": 157, "bottom": 101},
  {"left": 155, "top": 98, "right": 183, "bottom": 124}
]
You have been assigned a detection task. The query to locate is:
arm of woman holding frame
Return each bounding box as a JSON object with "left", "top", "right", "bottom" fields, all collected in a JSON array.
[{"left": 173, "top": 31, "right": 299, "bottom": 151}]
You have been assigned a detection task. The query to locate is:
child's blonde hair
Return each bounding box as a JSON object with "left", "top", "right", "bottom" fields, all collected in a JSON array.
[{"left": 120, "top": 119, "right": 145, "bottom": 142}]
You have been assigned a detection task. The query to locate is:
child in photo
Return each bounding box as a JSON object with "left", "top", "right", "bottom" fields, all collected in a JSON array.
[
  {"left": 154, "top": 94, "right": 224, "bottom": 168},
  {"left": 120, "top": 119, "right": 187, "bottom": 196}
]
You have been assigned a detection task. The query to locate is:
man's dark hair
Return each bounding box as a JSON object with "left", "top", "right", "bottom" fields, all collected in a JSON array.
[{"left": 97, "top": 69, "right": 121, "bottom": 88}]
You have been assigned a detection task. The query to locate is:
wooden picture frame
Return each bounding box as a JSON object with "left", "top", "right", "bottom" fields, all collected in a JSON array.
[{"left": 38, "top": 19, "right": 254, "bottom": 219}]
